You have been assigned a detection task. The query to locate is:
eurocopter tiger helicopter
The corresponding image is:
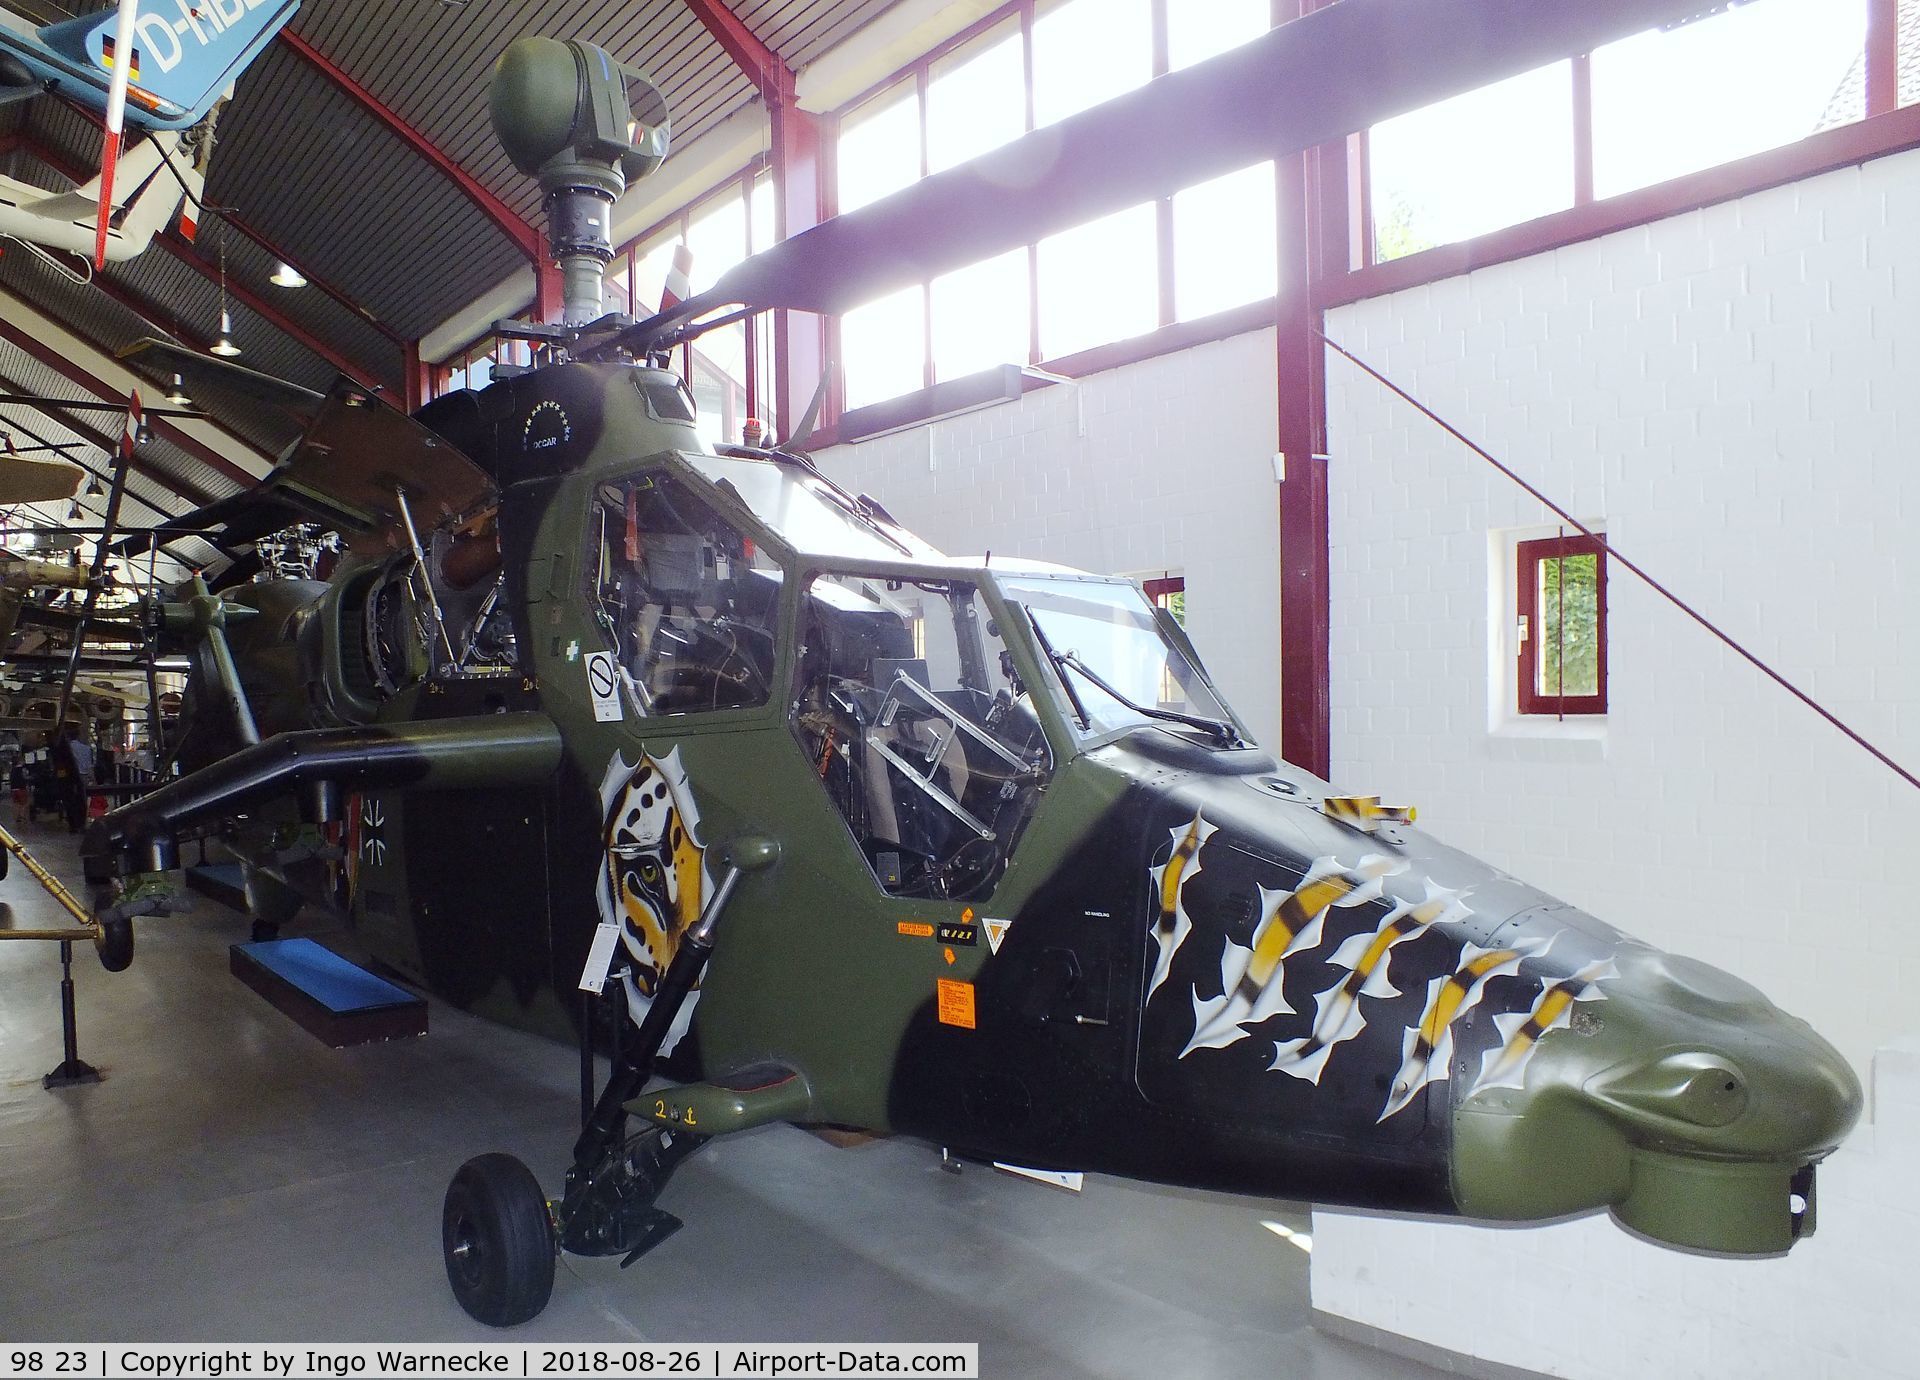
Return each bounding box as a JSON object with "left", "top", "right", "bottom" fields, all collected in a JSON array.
[{"left": 70, "top": 0, "right": 1858, "bottom": 1329}]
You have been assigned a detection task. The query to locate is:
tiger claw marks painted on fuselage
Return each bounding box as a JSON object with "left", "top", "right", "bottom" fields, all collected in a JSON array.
[{"left": 1136, "top": 781, "right": 1861, "bottom": 1254}]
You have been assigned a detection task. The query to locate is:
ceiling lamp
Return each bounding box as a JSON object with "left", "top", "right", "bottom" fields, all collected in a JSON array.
[
  {"left": 269, "top": 261, "right": 307, "bottom": 289},
  {"left": 210, "top": 239, "right": 242, "bottom": 357},
  {"left": 164, "top": 374, "right": 190, "bottom": 405},
  {"left": 83, "top": 474, "right": 103, "bottom": 498},
  {"left": 210, "top": 307, "right": 241, "bottom": 357}
]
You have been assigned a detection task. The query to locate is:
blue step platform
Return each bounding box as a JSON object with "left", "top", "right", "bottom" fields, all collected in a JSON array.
[
  {"left": 229, "top": 938, "right": 427, "bottom": 1048},
  {"left": 186, "top": 862, "right": 247, "bottom": 911}
]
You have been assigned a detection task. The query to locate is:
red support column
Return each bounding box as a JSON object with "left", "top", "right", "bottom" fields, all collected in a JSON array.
[
  {"left": 679, "top": 0, "right": 826, "bottom": 440},
  {"left": 403, "top": 340, "right": 430, "bottom": 413},
  {"left": 1275, "top": 147, "right": 1331, "bottom": 778},
  {"left": 534, "top": 259, "right": 563, "bottom": 326},
  {"left": 1868, "top": 0, "right": 1898, "bottom": 118},
  {"left": 1571, "top": 53, "right": 1595, "bottom": 205},
  {"left": 1274, "top": 0, "right": 1334, "bottom": 777}
]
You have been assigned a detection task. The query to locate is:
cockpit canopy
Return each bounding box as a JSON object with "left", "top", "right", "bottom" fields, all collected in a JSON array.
[{"left": 583, "top": 448, "right": 1249, "bottom": 902}]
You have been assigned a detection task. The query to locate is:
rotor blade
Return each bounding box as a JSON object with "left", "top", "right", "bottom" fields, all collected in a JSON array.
[
  {"left": 54, "top": 390, "right": 136, "bottom": 725},
  {"left": 93, "top": 0, "right": 139, "bottom": 269},
  {"left": 0, "top": 455, "right": 83, "bottom": 504},
  {"left": 634, "top": 0, "right": 1724, "bottom": 333},
  {"left": 119, "top": 338, "right": 327, "bottom": 418},
  {"left": 109, "top": 486, "right": 304, "bottom": 556},
  {"left": 0, "top": 393, "right": 205, "bottom": 418}
]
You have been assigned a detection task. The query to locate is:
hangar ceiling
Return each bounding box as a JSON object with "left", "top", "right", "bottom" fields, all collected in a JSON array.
[{"left": 0, "top": 0, "right": 905, "bottom": 543}]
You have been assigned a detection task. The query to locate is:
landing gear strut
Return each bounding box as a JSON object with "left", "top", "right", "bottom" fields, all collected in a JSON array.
[{"left": 440, "top": 840, "right": 775, "bottom": 1327}]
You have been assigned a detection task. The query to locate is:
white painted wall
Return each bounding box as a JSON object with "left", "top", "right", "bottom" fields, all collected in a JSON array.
[
  {"left": 813, "top": 329, "right": 1283, "bottom": 748},
  {"left": 1315, "top": 147, "right": 1920, "bottom": 1378}
]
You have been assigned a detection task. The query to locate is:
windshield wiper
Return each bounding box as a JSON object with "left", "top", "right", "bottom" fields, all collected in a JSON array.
[
  {"left": 1024, "top": 610, "right": 1092, "bottom": 731},
  {"left": 1052, "top": 643, "right": 1241, "bottom": 747}
]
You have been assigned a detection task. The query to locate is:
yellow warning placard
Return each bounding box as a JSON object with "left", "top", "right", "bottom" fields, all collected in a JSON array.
[
  {"left": 897, "top": 921, "right": 934, "bottom": 938},
  {"left": 936, "top": 978, "right": 976, "bottom": 1029}
]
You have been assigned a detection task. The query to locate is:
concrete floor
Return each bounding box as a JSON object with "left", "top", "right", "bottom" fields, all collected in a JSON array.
[{"left": 0, "top": 822, "right": 1447, "bottom": 1378}]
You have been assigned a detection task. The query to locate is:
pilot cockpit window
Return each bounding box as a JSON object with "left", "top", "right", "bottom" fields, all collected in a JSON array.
[
  {"left": 790, "top": 573, "right": 1051, "bottom": 900},
  {"left": 1001, "top": 576, "right": 1244, "bottom": 744},
  {"left": 588, "top": 473, "right": 783, "bottom": 716}
]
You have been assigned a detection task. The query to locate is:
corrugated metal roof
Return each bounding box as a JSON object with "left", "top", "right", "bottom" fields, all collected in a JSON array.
[
  {"left": 207, "top": 44, "right": 530, "bottom": 340},
  {"left": 215, "top": 222, "right": 407, "bottom": 387},
  {"left": 0, "top": 1, "right": 913, "bottom": 512},
  {"left": 289, "top": 0, "right": 761, "bottom": 228},
  {"left": 743, "top": 0, "right": 904, "bottom": 67}
]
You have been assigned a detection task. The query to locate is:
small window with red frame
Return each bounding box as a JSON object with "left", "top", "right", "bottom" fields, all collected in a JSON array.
[
  {"left": 1517, "top": 535, "right": 1606, "bottom": 716},
  {"left": 1142, "top": 575, "right": 1185, "bottom": 625}
]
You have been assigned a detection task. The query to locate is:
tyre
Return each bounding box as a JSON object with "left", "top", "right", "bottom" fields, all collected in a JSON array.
[
  {"left": 442, "top": 1153, "right": 555, "bottom": 1327},
  {"left": 95, "top": 916, "right": 133, "bottom": 973}
]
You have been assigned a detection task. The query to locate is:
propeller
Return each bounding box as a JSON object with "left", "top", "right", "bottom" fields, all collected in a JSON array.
[
  {"left": 606, "top": 0, "right": 1727, "bottom": 357},
  {"left": 92, "top": 0, "right": 139, "bottom": 269}
]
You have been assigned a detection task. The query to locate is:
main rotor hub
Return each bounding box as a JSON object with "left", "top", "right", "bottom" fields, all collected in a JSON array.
[{"left": 490, "top": 37, "right": 670, "bottom": 326}]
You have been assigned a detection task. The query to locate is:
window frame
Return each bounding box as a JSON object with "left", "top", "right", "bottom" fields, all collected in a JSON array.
[
  {"left": 1340, "top": 0, "right": 1905, "bottom": 292},
  {"left": 826, "top": 0, "right": 1285, "bottom": 423},
  {"left": 1515, "top": 534, "right": 1608, "bottom": 717}
]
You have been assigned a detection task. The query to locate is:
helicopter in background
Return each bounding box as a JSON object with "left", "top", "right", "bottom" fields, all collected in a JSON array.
[{"left": 66, "top": 0, "right": 1859, "bottom": 1330}]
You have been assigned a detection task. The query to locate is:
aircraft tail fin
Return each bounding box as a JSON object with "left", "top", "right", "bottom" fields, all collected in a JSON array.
[
  {"left": 6, "top": 132, "right": 194, "bottom": 263},
  {"left": 35, "top": 0, "right": 299, "bottom": 128}
]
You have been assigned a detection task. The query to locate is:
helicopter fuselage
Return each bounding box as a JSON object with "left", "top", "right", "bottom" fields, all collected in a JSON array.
[{"left": 133, "top": 360, "right": 1857, "bottom": 1259}]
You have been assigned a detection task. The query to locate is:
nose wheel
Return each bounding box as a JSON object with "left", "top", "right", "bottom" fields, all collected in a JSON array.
[{"left": 441, "top": 1153, "right": 556, "bottom": 1327}]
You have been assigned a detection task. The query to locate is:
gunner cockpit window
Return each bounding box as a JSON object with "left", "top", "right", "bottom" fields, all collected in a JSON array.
[
  {"left": 790, "top": 573, "right": 1051, "bottom": 900},
  {"left": 587, "top": 473, "right": 782, "bottom": 716}
]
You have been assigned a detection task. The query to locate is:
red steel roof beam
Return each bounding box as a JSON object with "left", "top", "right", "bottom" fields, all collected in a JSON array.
[
  {"left": 0, "top": 405, "right": 196, "bottom": 525},
  {"left": 217, "top": 211, "right": 408, "bottom": 346},
  {"left": 156, "top": 230, "right": 389, "bottom": 393},
  {"left": 680, "top": 0, "right": 796, "bottom": 104},
  {"left": 6, "top": 401, "right": 216, "bottom": 510},
  {"left": 277, "top": 31, "right": 543, "bottom": 259}
]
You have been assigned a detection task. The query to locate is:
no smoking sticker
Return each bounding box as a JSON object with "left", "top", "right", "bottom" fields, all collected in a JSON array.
[{"left": 585, "top": 650, "right": 622, "bottom": 721}]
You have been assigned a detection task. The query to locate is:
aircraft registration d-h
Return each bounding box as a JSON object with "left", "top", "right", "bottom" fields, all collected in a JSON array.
[
  {"left": 73, "top": 0, "right": 1856, "bottom": 1328},
  {"left": 0, "top": 0, "right": 296, "bottom": 265}
]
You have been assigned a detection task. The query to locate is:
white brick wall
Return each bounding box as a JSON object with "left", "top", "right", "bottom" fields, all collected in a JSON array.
[
  {"left": 1316, "top": 148, "right": 1920, "bottom": 1378},
  {"left": 813, "top": 330, "right": 1283, "bottom": 747}
]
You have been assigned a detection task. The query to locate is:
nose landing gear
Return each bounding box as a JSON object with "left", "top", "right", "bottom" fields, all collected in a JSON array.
[
  {"left": 438, "top": 840, "right": 776, "bottom": 1326},
  {"left": 442, "top": 1153, "right": 556, "bottom": 1328}
]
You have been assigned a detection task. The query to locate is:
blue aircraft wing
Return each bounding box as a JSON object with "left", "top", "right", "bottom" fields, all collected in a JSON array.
[{"left": 0, "top": 0, "right": 298, "bottom": 131}]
